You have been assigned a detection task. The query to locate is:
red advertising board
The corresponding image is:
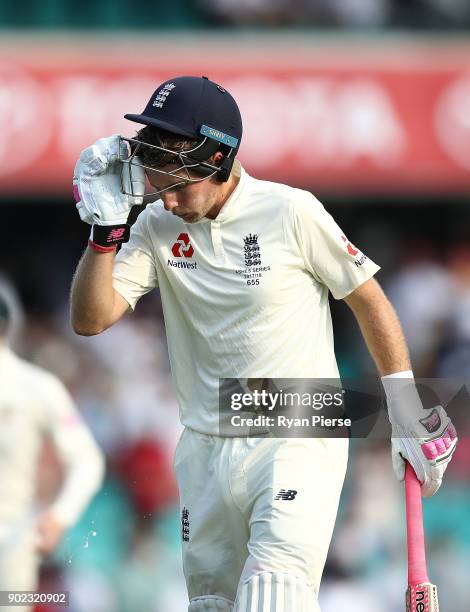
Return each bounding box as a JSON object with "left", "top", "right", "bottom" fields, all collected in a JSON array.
[{"left": 1, "top": 35, "right": 470, "bottom": 196}]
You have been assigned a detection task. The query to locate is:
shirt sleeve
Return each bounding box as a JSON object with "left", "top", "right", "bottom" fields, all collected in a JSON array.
[
  {"left": 112, "top": 208, "right": 159, "bottom": 311},
  {"left": 40, "top": 374, "right": 105, "bottom": 528},
  {"left": 291, "top": 191, "right": 380, "bottom": 299}
]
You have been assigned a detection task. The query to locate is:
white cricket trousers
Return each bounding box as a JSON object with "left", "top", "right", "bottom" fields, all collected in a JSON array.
[{"left": 174, "top": 429, "right": 348, "bottom": 610}]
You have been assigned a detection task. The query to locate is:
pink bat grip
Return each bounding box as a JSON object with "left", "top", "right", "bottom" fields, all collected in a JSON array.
[{"left": 405, "top": 462, "right": 429, "bottom": 585}]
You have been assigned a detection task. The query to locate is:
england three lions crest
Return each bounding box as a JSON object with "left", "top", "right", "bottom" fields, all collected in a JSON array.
[
  {"left": 235, "top": 233, "right": 270, "bottom": 285},
  {"left": 244, "top": 233, "right": 261, "bottom": 267}
]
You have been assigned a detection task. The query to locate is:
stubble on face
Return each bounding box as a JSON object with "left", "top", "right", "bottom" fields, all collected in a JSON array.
[
  {"left": 145, "top": 169, "right": 221, "bottom": 221},
  {"left": 145, "top": 158, "right": 239, "bottom": 222}
]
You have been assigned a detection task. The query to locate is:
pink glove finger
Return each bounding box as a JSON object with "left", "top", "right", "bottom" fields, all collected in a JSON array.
[
  {"left": 434, "top": 438, "right": 446, "bottom": 455},
  {"left": 442, "top": 436, "right": 451, "bottom": 449},
  {"left": 421, "top": 441, "right": 437, "bottom": 460},
  {"left": 421, "top": 433, "right": 456, "bottom": 460}
]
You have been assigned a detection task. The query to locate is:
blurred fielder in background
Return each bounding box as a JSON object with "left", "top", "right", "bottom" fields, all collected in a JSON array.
[
  {"left": 70, "top": 76, "right": 457, "bottom": 612},
  {"left": 0, "top": 284, "right": 104, "bottom": 612}
]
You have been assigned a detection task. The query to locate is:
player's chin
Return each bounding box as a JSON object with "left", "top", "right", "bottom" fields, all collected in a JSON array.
[{"left": 182, "top": 214, "right": 199, "bottom": 223}]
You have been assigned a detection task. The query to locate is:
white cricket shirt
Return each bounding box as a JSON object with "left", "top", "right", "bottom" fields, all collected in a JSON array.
[
  {"left": 0, "top": 345, "right": 104, "bottom": 546},
  {"left": 113, "top": 162, "right": 380, "bottom": 435}
]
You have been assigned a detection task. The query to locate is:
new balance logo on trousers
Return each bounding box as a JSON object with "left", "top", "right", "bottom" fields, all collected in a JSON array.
[{"left": 274, "top": 489, "right": 298, "bottom": 500}]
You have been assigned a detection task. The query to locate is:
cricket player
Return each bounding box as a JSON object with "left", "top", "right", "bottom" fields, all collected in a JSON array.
[
  {"left": 0, "top": 287, "right": 104, "bottom": 611},
  {"left": 70, "top": 76, "right": 457, "bottom": 612}
]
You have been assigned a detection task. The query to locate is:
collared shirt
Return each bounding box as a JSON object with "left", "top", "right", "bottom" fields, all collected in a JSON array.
[{"left": 113, "top": 162, "right": 380, "bottom": 435}]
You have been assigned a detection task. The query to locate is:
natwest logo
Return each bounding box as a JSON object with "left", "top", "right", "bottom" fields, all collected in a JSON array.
[
  {"left": 172, "top": 233, "right": 194, "bottom": 258},
  {"left": 341, "top": 235, "right": 367, "bottom": 268},
  {"left": 341, "top": 235, "right": 359, "bottom": 257}
]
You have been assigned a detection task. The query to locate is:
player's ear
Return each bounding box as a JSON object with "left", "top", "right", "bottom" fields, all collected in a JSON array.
[{"left": 207, "top": 151, "right": 224, "bottom": 166}]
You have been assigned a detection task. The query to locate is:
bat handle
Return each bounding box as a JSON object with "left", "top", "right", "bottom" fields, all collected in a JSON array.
[{"left": 405, "top": 462, "right": 429, "bottom": 585}]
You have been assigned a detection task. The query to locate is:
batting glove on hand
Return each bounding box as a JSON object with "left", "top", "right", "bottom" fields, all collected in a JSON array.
[
  {"left": 73, "top": 134, "right": 145, "bottom": 226},
  {"left": 382, "top": 373, "right": 457, "bottom": 497}
]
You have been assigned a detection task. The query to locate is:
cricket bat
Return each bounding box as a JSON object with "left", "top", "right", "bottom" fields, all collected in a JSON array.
[{"left": 405, "top": 462, "right": 439, "bottom": 612}]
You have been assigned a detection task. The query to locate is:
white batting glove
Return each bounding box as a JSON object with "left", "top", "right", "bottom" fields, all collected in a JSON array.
[
  {"left": 73, "top": 134, "right": 145, "bottom": 226},
  {"left": 382, "top": 371, "right": 457, "bottom": 497}
]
